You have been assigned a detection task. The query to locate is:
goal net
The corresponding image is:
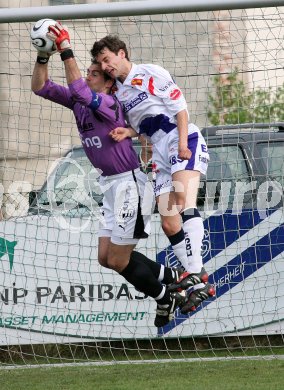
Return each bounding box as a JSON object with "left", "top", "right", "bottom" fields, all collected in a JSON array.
[{"left": 0, "top": 0, "right": 284, "bottom": 367}]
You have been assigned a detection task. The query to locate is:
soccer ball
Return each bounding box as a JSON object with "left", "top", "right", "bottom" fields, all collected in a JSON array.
[{"left": 31, "top": 19, "right": 56, "bottom": 53}]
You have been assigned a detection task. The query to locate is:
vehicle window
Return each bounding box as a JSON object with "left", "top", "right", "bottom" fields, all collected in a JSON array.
[
  {"left": 53, "top": 155, "right": 97, "bottom": 202},
  {"left": 198, "top": 144, "right": 251, "bottom": 212},
  {"left": 206, "top": 145, "right": 249, "bottom": 181},
  {"left": 35, "top": 149, "right": 103, "bottom": 214},
  {"left": 258, "top": 141, "right": 284, "bottom": 186}
]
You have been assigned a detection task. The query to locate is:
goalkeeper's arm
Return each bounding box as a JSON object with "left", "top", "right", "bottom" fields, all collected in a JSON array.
[
  {"left": 47, "top": 22, "right": 81, "bottom": 85},
  {"left": 31, "top": 25, "right": 55, "bottom": 92},
  {"left": 31, "top": 54, "right": 50, "bottom": 92}
]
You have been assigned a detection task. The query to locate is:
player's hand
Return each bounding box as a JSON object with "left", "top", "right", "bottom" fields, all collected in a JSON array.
[
  {"left": 109, "top": 127, "right": 131, "bottom": 142},
  {"left": 178, "top": 145, "right": 192, "bottom": 160},
  {"left": 47, "top": 21, "right": 71, "bottom": 53}
]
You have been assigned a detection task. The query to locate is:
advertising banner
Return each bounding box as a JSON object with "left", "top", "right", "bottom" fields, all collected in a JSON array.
[{"left": 0, "top": 209, "right": 284, "bottom": 345}]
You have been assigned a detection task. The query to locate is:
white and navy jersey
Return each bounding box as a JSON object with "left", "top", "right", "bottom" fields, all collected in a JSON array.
[{"left": 115, "top": 63, "right": 193, "bottom": 144}]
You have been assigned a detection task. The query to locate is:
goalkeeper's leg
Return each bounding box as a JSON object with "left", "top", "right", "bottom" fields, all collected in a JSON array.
[
  {"left": 130, "top": 250, "right": 181, "bottom": 286},
  {"left": 98, "top": 238, "right": 183, "bottom": 326},
  {"left": 99, "top": 239, "right": 179, "bottom": 286}
]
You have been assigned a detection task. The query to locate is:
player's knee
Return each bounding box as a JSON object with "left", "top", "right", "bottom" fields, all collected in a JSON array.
[
  {"left": 106, "top": 255, "right": 126, "bottom": 273},
  {"left": 98, "top": 255, "right": 109, "bottom": 268},
  {"left": 161, "top": 219, "right": 180, "bottom": 236},
  {"left": 174, "top": 193, "right": 186, "bottom": 211}
]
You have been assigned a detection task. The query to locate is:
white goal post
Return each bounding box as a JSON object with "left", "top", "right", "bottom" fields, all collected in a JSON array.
[
  {"left": 0, "top": 0, "right": 284, "bottom": 367},
  {"left": 0, "top": 0, "right": 282, "bottom": 22}
]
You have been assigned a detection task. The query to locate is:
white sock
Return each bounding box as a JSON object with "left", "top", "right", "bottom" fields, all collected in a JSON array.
[
  {"left": 171, "top": 240, "right": 188, "bottom": 272},
  {"left": 183, "top": 214, "right": 205, "bottom": 274},
  {"left": 168, "top": 229, "right": 188, "bottom": 272},
  {"left": 158, "top": 264, "right": 165, "bottom": 282}
]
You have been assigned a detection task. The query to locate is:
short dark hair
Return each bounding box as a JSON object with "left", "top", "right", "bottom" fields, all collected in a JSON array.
[{"left": 91, "top": 35, "right": 129, "bottom": 61}]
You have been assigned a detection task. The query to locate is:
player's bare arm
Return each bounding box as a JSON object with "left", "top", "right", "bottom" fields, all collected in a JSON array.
[
  {"left": 62, "top": 55, "right": 81, "bottom": 84},
  {"left": 31, "top": 60, "right": 49, "bottom": 92},
  {"left": 177, "top": 109, "right": 192, "bottom": 160},
  {"left": 31, "top": 20, "right": 56, "bottom": 92}
]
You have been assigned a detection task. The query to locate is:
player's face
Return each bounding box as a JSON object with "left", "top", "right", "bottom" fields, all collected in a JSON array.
[
  {"left": 85, "top": 64, "right": 108, "bottom": 93},
  {"left": 95, "top": 48, "right": 126, "bottom": 79}
]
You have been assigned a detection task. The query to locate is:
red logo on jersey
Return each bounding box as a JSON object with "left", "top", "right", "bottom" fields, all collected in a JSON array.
[
  {"left": 131, "top": 78, "right": 143, "bottom": 86},
  {"left": 148, "top": 77, "right": 156, "bottom": 95},
  {"left": 170, "top": 88, "right": 181, "bottom": 100}
]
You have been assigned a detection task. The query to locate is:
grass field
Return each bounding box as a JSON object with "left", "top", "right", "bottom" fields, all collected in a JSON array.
[{"left": 1, "top": 359, "right": 284, "bottom": 390}]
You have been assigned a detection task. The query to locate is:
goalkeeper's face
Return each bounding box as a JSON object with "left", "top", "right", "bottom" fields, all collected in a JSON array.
[
  {"left": 96, "top": 47, "right": 128, "bottom": 81},
  {"left": 85, "top": 64, "right": 113, "bottom": 94}
]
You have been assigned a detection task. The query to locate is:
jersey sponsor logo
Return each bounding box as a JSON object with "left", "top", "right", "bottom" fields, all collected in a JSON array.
[
  {"left": 116, "top": 207, "right": 135, "bottom": 231},
  {"left": 154, "top": 179, "right": 171, "bottom": 194},
  {"left": 199, "top": 155, "right": 209, "bottom": 164},
  {"left": 81, "top": 135, "right": 102, "bottom": 148},
  {"left": 77, "top": 122, "right": 95, "bottom": 132},
  {"left": 131, "top": 78, "right": 143, "bottom": 86},
  {"left": 158, "top": 80, "right": 174, "bottom": 92},
  {"left": 123, "top": 92, "right": 148, "bottom": 112},
  {"left": 116, "top": 185, "right": 136, "bottom": 228},
  {"left": 118, "top": 208, "right": 135, "bottom": 220},
  {"left": 169, "top": 155, "right": 184, "bottom": 165},
  {"left": 169, "top": 88, "right": 182, "bottom": 100}
]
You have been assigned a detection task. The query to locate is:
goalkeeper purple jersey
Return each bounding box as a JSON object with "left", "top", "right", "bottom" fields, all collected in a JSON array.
[{"left": 35, "top": 78, "right": 139, "bottom": 176}]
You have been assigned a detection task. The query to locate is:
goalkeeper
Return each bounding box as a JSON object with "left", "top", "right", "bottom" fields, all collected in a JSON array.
[
  {"left": 31, "top": 22, "right": 185, "bottom": 327},
  {"left": 91, "top": 35, "right": 215, "bottom": 319}
]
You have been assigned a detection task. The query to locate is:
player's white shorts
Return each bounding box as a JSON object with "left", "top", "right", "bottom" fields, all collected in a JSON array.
[
  {"left": 98, "top": 168, "right": 154, "bottom": 245},
  {"left": 152, "top": 123, "right": 209, "bottom": 197}
]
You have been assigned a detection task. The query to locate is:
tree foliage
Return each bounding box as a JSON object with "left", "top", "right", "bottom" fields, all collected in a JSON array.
[{"left": 207, "top": 70, "right": 284, "bottom": 125}]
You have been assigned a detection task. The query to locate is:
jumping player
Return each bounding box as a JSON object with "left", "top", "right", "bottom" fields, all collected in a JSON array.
[
  {"left": 31, "top": 22, "right": 184, "bottom": 327},
  {"left": 91, "top": 35, "right": 215, "bottom": 323}
]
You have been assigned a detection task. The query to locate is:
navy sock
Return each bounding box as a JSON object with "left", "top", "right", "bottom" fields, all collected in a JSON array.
[
  {"left": 120, "top": 254, "right": 164, "bottom": 299},
  {"left": 131, "top": 251, "right": 175, "bottom": 284}
]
